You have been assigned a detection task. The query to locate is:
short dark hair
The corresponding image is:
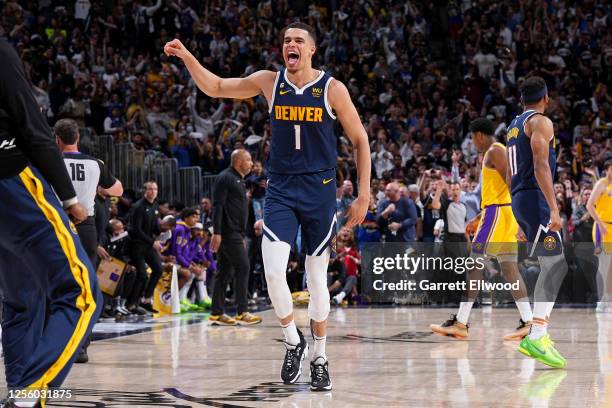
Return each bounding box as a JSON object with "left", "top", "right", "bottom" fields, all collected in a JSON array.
[
  {"left": 520, "top": 76, "right": 548, "bottom": 104},
  {"left": 180, "top": 207, "right": 198, "bottom": 220},
  {"left": 54, "top": 119, "right": 79, "bottom": 145},
  {"left": 469, "top": 118, "right": 496, "bottom": 136},
  {"left": 605, "top": 159, "right": 612, "bottom": 170},
  {"left": 282, "top": 22, "right": 317, "bottom": 45}
]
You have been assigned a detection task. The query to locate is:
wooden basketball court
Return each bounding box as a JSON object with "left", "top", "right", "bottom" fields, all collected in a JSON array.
[{"left": 12, "top": 307, "right": 609, "bottom": 407}]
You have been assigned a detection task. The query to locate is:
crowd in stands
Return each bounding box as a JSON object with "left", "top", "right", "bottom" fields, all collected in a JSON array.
[{"left": 1, "top": 0, "right": 610, "bottom": 309}]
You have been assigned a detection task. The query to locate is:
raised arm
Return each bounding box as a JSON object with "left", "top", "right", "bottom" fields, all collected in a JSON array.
[
  {"left": 327, "top": 79, "right": 371, "bottom": 228},
  {"left": 164, "top": 39, "right": 275, "bottom": 100}
]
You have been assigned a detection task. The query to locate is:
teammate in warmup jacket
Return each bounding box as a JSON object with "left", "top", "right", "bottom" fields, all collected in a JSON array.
[{"left": 0, "top": 39, "right": 101, "bottom": 407}]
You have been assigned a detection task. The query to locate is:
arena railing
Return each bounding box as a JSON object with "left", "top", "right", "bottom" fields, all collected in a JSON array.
[{"left": 87, "top": 133, "right": 212, "bottom": 207}]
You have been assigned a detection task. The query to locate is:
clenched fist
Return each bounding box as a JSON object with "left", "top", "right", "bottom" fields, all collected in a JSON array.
[{"left": 164, "top": 39, "right": 192, "bottom": 61}]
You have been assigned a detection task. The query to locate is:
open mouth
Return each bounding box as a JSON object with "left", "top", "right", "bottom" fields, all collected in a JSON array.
[{"left": 287, "top": 51, "right": 300, "bottom": 65}]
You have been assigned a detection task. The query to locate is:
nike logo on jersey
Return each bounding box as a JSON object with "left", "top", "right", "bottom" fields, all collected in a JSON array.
[
  {"left": 323, "top": 178, "right": 333, "bottom": 185},
  {"left": 274, "top": 105, "right": 323, "bottom": 122},
  {"left": 279, "top": 90, "right": 292, "bottom": 95},
  {"left": 0, "top": 138, "right": 16, "bottom": 150}
]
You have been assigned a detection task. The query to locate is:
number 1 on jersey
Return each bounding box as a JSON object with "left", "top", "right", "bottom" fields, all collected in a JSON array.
[
  {"left": 294, "top": 124, "right": 301, "bottom": 150},
  {"left": 508, "top": 145, "right": 517, "bottom": 176}
]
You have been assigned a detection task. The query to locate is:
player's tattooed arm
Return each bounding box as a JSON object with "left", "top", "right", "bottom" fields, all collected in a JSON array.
[
  {"left": 529, "top": 115, "right": 562, "bottom": 231},
  {"left": 164, "top": 39, "right": 275, "bottom": 100},
  {"left": 328, "top": 79, "right": 371, "bottom": 228}
]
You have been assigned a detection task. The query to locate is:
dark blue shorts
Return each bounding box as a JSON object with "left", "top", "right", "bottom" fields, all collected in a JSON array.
[
  {"left": 511, "top": 189, "right": 563, "bottom": 257},
  {"left": 263, "top": 169, "right": 337, "bottom": 256}
]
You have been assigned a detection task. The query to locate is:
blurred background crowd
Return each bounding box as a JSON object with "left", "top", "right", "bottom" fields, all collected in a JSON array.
[{"left": 1, "top": 0, "right": 610, "bottom": 309}]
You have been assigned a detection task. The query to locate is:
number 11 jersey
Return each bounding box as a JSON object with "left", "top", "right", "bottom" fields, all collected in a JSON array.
[{"left": 506, "top": 109, "right": 556, "bottom": 195}]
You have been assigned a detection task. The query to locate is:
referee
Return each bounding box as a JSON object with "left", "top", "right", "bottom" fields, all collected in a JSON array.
[
  {"left": 55, "top": 119, "right": 123, "bottom": 266},
  {"left": 55, "top": 119, "right": 123, "bottom": 365},
  {"left": 209, "top": 149, "right": 262, "bottom": 326},
  {"left": 432, "top": 179, "right": 469, "bottom": 245},
  {"left": 0, "top": 39, "right": 101, "bottom": 406}
]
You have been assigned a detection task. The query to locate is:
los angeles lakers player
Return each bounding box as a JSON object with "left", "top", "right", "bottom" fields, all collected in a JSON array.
[
  {"left": 430, "top": 118, "right": 532, "bottom": 340},
  {"left": 164, "top": 23, "right": 371, "bottom": 391},
  {"left": 587, "top": 160, "right": 612, "bottom": 311}
]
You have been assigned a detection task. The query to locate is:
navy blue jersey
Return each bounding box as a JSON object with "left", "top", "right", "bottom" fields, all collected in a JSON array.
[
  {"left": 268, "top": 69, "right": 337, "bottom": 174},
  {"left": 506, "top": 109, "right": 556, "bottom": 195}
]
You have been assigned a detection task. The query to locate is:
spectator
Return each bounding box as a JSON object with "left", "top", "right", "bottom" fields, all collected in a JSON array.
[
  {"left": 337, "top": 180, "right": 356, "bottom": 228},
  {"left": 460, "top": 176, "right": 481, "bottom": 222},
  {"left": 246, "top": 160, "right": 267, "bottom": 221},
  {"left": 356, "top": 195, "right": 382, "bottom": 251},
  {"left": 332, "top": 227, "right": 360, "bottom": 305},
  {"left": 327, "top": 256, "right": 347, "bottom": 305},
  {"left": 104, "top": 219, "right": 135, "bottom": 318},
  {"left": 199, "top": 197, "right": 213, "bottom": 228},
  {"left": 249, "top": 220, "right": 265, "bottom": 298},
  {"left": 572, "top": 188, "right": 594, "bottom": 243},
  {"left": 407, "top": 184, "right": 424, "bottom": 240},
  {"left": 172, "top": 135, "right": 196, "bottom": 168},
  {"left": 1, "top": 0, "right": 609, "bottom": 310},
  {"left": 377, "top": 181, "right": 418, "bottom": 242}
]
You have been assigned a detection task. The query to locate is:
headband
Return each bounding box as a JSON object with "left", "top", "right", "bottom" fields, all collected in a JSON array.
[{"left": 521, "top": 85, "right": 548, "bottom": 104}]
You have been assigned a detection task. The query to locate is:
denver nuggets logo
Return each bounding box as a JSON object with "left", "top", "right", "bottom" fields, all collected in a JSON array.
[
  {"left": 544, "top": 235, "right": 556, "bottom": 251},
  {"left": 312, "top": 87, "right": 323, "bottom": 98},
  {"left": 69, "top": 221, "right": 78, "bottom": 234},
  {"left": 507, "top": 127, "right": 519, "bottom": 140}
]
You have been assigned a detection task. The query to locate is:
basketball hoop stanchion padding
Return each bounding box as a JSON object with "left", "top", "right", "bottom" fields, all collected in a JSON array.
[
  {"left": 171, "top": 265, "right": 180, "bottom": 314},
  {"left": 153, "top": 265, "right": 180, "bottom": 315}
]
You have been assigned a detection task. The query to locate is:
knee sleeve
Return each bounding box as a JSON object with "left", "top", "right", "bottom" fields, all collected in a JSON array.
[
  {"left": 262, "top": 236, "right": 293, "bottom": 319},
  {"left": 306, "top": 248, "right": 331, "bottom": 322},
  {"left": 535, "top": 254, "right": 568, "bottom": 302}
]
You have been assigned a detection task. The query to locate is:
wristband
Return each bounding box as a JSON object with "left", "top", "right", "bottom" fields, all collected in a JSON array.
[{"left": 62, "top": 197, "right": 78, "bottom": 209}]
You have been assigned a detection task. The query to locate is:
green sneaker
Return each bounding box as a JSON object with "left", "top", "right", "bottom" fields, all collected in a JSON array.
[
  {"left": 518, "top": 334, "right": 566, "bottom": 368},
  {"left": 180, "top": 299, "right": 199, "bottom": 313},
  {"left": 543, "top": 336, "right": 567, "bottom": 366},
  {"left": 195, "top": 297, "right": 212, "bottom": 310}
]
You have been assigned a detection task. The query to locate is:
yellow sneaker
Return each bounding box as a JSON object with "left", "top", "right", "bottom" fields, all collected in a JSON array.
[
  {"left": 503, "top": 319, "right": 532, "bottom": 341},
  {"left": 208, "top": 314, "right": 237, "bottom": 326},
  {"left": 235, "top": 312, "right": 262, "bottom": 325},
  {"left": 430, "top": 315, "right": 469, "bottom": 339}
]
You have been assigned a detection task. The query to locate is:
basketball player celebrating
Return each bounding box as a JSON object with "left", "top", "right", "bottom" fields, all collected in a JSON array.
[
  {"left": 587, "top": 160, "right": 612, "bottom": 311},
  {"left": 430, "top": 118, "right": 532, "bottom": 340},
  {"left": 164, "top": 23, "right": 371, "bottom": 390},
  {"left": 506, "top": 76, "right": 567, "bottom": 368}
]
